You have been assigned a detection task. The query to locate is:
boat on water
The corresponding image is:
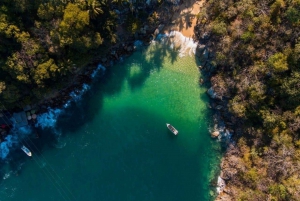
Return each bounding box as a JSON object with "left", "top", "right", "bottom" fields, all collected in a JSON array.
[
  {"left": 21, "top": 145, "right": 32, "bottom": 157},
  {"left": 166, "top": 123, "right": 178, "bottom": 135}
]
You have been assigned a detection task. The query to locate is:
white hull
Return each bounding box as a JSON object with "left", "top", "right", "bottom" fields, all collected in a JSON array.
[
  {"left": 21, "top": 145, "right": 32, "bottom": 157},
  {"left": 166, "top": 123, "right": 178, "bottom": 135}
]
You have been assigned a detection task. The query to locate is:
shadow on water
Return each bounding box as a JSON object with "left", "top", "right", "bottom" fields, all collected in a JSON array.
[
  {"left": 56, "top": 40, "right": 180, "bottom": 135},
  {"left": 0, "top": 37, "right": 201, "bottom": 184}
]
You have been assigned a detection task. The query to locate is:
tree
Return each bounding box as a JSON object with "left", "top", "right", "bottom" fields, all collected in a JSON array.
[
  {"left": 283, "top": 175, "right": 300, "bottom": 200},
  {"left": 112, "top": 0, "right": 129, "bottom": 7},
  {"left": 260, "top": 110, "right": 280, "bottom": 129},
  {"left": 34, "top": 58, "right": 58, "bottom": 86},
  {"left": 0, "top": 84, "right": 21, "bottom": 104},
  {"left": 83, "top": 0, "right": 103, "bottom": 19},
  {"left": 280, "top": 71, "right": 300, "bottom": 108},
  {"left": 269, "top": 184, "right": 288, "bottom": 200},
  {"left": 59, "top": 3, "right": 89, "bottom": 46},
  {"left": 211, "top": 20, "right": 227, "bottom": 36},
  {"left": 270, "top": 0, "right": 285, "bottom": 23},
  {"left": 268, "top": 52, "right": 288, "bottom": 73},
  {"left": 0, "top": 82, "right": 6, "bottom": 94},
  {"left": 37, "top": 2, "right": 64, "bottom": 20},
  {"left": 72, "top": 32, "right": 103, "bottom": 52},
  {"left": 229, "top": 95, "right": 247, "bottom": 118},
  {"left": 286, "top": 7, "right": 300, "bottom": 26}
]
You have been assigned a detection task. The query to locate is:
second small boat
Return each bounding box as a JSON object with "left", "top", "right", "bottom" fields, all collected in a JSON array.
[
  {"left": 166, "top": 123, "right": 178, "bottom": 135},
  {"left": 21, "top": 145, "right": 32, "bottom": 157}
]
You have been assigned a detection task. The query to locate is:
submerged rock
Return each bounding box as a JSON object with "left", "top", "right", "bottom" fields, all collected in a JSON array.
[{"left": 207, "top": 87, "right": 217, "bottom": 99}]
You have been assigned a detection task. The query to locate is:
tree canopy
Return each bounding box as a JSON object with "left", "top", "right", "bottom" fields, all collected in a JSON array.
[
  {"left": 196, "top": 0, "right": 300, "bottom": 200},
  {"left": 0, "top": 0, "right": 158, "bottom": 108}
]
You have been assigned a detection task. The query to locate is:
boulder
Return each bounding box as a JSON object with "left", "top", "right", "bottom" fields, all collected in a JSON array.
[
  {"left": 207, "top": 87, "right": 217, "bottom": 99},
  {"left": 197, "top": 44, "right": 206, "bottom": 51},
  {"left": 211, "top": 131, "right": 220, "bottom": 138}
]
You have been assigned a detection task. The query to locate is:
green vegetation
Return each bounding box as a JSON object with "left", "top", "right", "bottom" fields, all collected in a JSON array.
[
  {"left": 0, "top": 0, "right": 157, "bottom": 109},
  {"left": 196, "top": 0, "right": 300, "bottom": 200}
]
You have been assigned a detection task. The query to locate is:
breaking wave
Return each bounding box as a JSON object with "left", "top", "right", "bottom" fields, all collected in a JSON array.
[
  {"left": 156, "top": 31, "right": 198, "bottom": 57},
  {"left": 91, "top": 64, "right": 106, "bottom": 78},
  {"left": 0, "top": 135, "right": 19, "bottom": 159},
  {"left": 0, "top": 126, "right": 31, "bottom": 160},
  {"left": 0, "top": 64, "right": 106, "bottom": 160},
  {"left": 36, "top": 65, "right": 106, "bottom": 129},
  {"left": 35, "top": 108, "right": 63, "bottom": 129}
]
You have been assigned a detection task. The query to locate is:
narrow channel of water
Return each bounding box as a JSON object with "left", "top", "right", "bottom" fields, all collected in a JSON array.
[{"left": 0, "top": 32, "right": 221, "bottom": 201}]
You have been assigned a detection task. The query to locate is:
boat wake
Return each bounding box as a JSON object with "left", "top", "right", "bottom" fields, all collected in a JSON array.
[{"left": 3, "top": 171, "right": 12, "bottom": 180}]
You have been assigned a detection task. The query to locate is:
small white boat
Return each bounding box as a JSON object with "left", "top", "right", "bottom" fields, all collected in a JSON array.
[
  {"left": 166, "top": 123, "right": 178, "bottom": 135},
  {"left": 21, "top": 145, "right": 32, "bottom": 157}
]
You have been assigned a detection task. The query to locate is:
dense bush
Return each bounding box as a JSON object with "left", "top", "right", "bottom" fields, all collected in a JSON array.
[{"left": 196, "top": 0, "right": 300, "bottom": 200}]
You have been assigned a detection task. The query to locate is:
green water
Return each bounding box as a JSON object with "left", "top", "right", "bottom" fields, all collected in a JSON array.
[{"left": 0, "top": 39, "right": 221, "bottom": 201}]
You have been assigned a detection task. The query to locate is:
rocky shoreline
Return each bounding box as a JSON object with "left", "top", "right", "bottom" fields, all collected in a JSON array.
[
  {"left": 193, "top": 8, "right": 246, "bottom": 200},
  {"left": 194, "top": 26, "right": 235, "bottom": 129},
  {"left": 36, "top": 40, "right": 143, "bottom": 113},
  {"left": 36, "top": 0, "right": 202, "bottom": 112},
  {"left": 0, "top": 1, "right": 179, "bottom": 155},
  {"left": 36, "top": 9, "right": 163, "bottom": 112}
]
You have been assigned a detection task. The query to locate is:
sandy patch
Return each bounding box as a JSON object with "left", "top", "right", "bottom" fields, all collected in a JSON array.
[{"left": 163, "top": 0, "right": 205, "bottom": 38}]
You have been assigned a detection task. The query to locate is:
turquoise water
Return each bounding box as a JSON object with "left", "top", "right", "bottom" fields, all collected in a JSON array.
[{"left": 0, "top": 35, "right": 221, "bottom": 201}]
